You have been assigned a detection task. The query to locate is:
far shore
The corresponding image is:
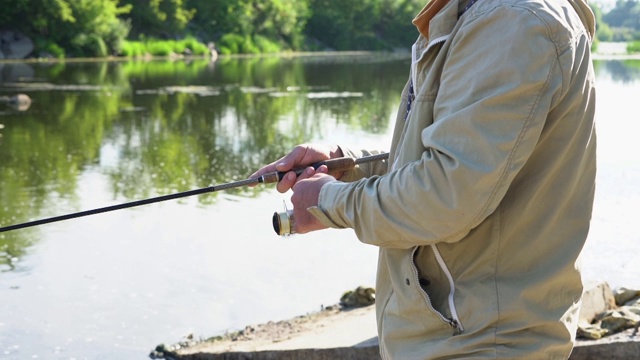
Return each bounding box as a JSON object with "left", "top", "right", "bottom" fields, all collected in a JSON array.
[
  {"left": 0, "top": 50, "right": 409, "bottom": 65},
  {"left": 592, "top": 53, "right": 640, "bottom": 60},
  {"left": 1, "top": 46, "right": 639, "bottom": 65}
]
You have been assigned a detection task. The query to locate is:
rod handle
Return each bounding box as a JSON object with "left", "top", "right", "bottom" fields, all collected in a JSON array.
[{"left": 261, "top": 157, "right": 356, "bottom": 184}]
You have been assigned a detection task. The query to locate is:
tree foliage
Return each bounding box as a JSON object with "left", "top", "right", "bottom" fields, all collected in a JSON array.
[
  {"left": 119, "top": 0, "right": 195, "bottom": 38},
  {"left": 305, "top": 0, "right": 423, "bottom": 50},
  {"left": 1, "top": 0, "right": 132, "bottom": 57},
  {"left": 2, "top": 0, "right": 639, "bottom": 58},
  {"left": 600, "top": 0, "right": 640, "bottom": 41},
  {"left": 186, "top": 0, "right": 310, "bottom": 50},
  {"left": 604, "top": 0, "right": 640, "bottom": 29},
  {"left": 591, "top": 3, "right": 614, "bottom": 43}
]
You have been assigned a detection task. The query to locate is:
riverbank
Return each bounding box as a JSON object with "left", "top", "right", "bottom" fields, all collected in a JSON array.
[
  {"left": 152, "top": 283, "right": 640, "bottom": 360},
  {"left": 593, "top": 41, "right": 640, "bottom": 60},
  {"left": 1, "top": 41, "right": 639, "bottom": 64},
  {"left": 0, "top": 50, "right": 406, "bottom": 65}
]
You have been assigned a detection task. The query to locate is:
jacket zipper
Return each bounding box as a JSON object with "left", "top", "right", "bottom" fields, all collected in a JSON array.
[
  {"left": 407, "top": 35, "right": 464, "bottom": 336},
  {"left": 411, "top": 35, "right": 449, "bottom": 91},
  {"left": 412, "top": 246, "right": 465, "bottom": 335},
  {"left": 392, "top": 35, "right": 451, "bottom": 173}
]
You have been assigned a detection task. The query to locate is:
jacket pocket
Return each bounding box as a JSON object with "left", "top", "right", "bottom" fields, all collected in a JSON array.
[
  {"left": 380, "top": 286, "right": 452, "bottom": 356},
  {"left": 380, "top": 248, "right": 463, "bottom": 348},
  {"left": 411, "top": 245, "right": 464, "bottom": 335}
]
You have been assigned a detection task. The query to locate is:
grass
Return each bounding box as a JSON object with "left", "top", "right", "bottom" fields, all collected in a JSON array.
[
  {"left": 120, "top": 37, "right": 210, "bottom": 58},
  {"left": 217, "top": 34, "right": 282, "bottom": 55}
]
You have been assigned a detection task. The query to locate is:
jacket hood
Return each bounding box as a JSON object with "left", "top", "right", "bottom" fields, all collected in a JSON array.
[{"left": 568, "top": 0, "right": 596, "bottom": 40}]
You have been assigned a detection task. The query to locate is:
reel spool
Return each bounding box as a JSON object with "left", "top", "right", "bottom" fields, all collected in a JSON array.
[{"left": 272, "top": 209, "right": 294, "bottom": 236}]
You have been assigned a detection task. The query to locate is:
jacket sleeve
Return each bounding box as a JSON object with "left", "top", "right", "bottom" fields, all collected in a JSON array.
[
  {"left": 309, "top": 5, "right": 566, "bottom": 249},
  {"left": 337, "top": 147, "right": 389, "bottom": 182}
]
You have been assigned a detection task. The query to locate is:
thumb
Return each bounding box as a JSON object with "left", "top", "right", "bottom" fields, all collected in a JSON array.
[{"left": 275, "top": 147, "right": 307, "bottom": 172}]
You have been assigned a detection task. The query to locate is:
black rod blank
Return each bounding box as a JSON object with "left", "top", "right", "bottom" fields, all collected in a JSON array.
[{"left": 0, "top": 153, "right": 388, "bottom": 233}]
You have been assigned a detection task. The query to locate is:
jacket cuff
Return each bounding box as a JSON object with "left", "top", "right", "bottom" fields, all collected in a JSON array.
[
  {"left": 307, "top": 181, "right": 351, "bottom": 229},
  {"left": 307, "top": 207, "right": 342, "bottom": 229}
]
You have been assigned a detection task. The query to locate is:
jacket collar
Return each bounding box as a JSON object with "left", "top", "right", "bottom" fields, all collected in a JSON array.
[
  {"left": 413, "top": 0, "right": 450, "bottom": 39},
  {"left": 413, "top": 0, "right": 472, "bottom": 42}
]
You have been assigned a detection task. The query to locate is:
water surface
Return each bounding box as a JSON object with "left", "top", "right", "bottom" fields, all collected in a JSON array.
[{"left": 0, "top": 55, "right": 638, "bottom": 359}]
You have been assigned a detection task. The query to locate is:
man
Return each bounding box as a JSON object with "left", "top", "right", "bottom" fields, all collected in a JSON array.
[{"left": 252, "top": 0, "right": 597, "bottom": 357}]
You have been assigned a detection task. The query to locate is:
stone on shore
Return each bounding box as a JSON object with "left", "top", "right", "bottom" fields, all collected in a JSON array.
[
  {"left": 152, "top": 283, "right": 640, "bottom": 359},
  {"left": 578, "top": 282, "right": 640, "bottom": 340},
  {"left": 0, "top": 30, "right": 34, "bottom": 59}
]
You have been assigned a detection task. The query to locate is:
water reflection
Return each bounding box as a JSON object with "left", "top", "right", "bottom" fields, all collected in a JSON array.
[
  {"left": 2, "top": 57, "right": 640, "bottom": 275},
  {"left": 1, "top": 55, "right": 639, "bottom": 359},
  {"left": 0, "top": 54, "right": 409, "bottom": 273},
  {"left": 593, "top": 59, "right": 640, "bottom": 83}
]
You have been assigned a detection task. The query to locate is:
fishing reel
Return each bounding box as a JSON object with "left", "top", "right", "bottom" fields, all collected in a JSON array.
[
  {"left": 269, "top": 153, "right": 387, "bottom": 236},
  {"left": 272, "top": 203, "right": 295, "bottom": 236}
]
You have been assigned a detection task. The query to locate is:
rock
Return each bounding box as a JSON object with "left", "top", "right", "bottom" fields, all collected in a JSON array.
[
  {"left": 340, "top": 286, "right": 375, "bottom": 309},
  {"left": 614, "top": 287, "right": 640, "bottom": 306},
  {"left": 0, "top": 30, "right": 34, "bottom": 59},
  {"left": 149, "top": 282, "right": 640, "bottom": 360},
  {"left": 579, "top": 282, "right": 616, "bottom": 326},
  {"left": 208, "top": 42, "right": 218, "bottom": 62},
  {"left": 577, "top": 325, "right": 609, "bottom": 340},
  {"left": 599, "top": 308, "right": 640, "bottom": 334},
  {"left": 578, "top": 283, "right": 640, "bottom": 341},
  {"left": 0, "top": 94, "right": 32, "bottom": 111}
]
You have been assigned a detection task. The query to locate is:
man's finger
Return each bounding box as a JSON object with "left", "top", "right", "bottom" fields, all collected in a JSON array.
[
  {"left": 315, "top": 164, "right": 329, "bottom": 174},
  {"left": 276, "top": 171, "right": 297, "bottom": 193}
]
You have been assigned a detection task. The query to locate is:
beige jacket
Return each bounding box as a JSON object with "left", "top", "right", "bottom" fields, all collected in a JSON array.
[{"left": 310, "top": 0, "right": 597, "bottom": 358}]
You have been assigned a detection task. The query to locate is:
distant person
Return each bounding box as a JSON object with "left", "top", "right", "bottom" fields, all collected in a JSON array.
[{"left": 252, "top": 0, "right": 597, "bottom": 357}]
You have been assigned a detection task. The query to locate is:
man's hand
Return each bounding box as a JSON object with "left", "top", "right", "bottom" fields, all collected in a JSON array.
[
  {"left": 290, "top": 165, "right": 336, "bottom": 234},
  {"left": 250, "top": 144, "right": 343, "bottom": 193}
]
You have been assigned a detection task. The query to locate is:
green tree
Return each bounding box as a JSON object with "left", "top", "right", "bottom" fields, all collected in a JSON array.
[
  {"left": 591, "top": 2, "right": 614, "bottom": 42},
  {"left": 604, "top": 0, "right": 640, "bottom": 29},
  {"left": 602, "top": 0, "right": 640, "bottom": 41},
  {"left": 120, "top": 0, "right": 195, "bottom": 38},
  {"left": 374, "top": 0, "right": 425, "bottom": 48},
  {"left": 187, "top": 0, "right": 310, "bottom": 51},
  {"left": 1, "top": 0, "right": 131, "bottom": 57},
  {"left": 305, "top": 0, "right": 381, "bottom": 50},
  {"left": 304, "top": 0, "right": 422, "bottom": 50}
]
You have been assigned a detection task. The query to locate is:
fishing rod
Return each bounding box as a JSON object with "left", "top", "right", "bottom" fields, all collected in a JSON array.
[
  {"left": 272, "top": 152, "right": 389, "bottom": 236},
  {"left": 0, "top": 153, "right": 389, "bottom": 234}
]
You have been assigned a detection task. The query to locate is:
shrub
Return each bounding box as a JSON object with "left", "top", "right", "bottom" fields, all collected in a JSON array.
[
  {"left": 180, "top": 36, "right": 209, "bottom": 55},
  {"left": 120, "top": 41, "right": 146, "bottom": 57},
  {"left": 628, "top": 41, "right": 640, "bottom": 54},
  {"left": 254, "top": 35, "right": 281, "bottom": 53},
  {"left": 218, "top": 34, "right": 244, "bottom": 55},
  {"left": 103, "top": 19, "right": 132, "bottom": 55},
  {"left": 70, "top": 34, "right": 108, "bottom": 57},
  {"left": 240, "top": 37, "right": 260, "bottom": 54},
  {"left": 218, "top": 34, "right": 264, "bottom": 54},
  {"left": 35, "top": 40, "right": 65, "bottom": 58},
  {"left": 145, "top": 40, "right": 173, "bottom": 56},
  {"left": 118, "top": 37, "right": 209, "bottom": 57},
  {"left": 88, "top": 35, "right": 109, "bottom": 57}
]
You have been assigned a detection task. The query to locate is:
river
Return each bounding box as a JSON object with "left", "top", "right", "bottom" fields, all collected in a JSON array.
[{"left": 0, "top": 54, "right": 638, "bottom": 359}]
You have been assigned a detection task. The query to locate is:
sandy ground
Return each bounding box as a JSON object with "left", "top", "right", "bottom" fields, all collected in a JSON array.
[
  {"left": 151, "top": 304, "right": 377, "bottom": 358},
  {"left": 153, "top": 303, "right": 638, "bottom": 360}
]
